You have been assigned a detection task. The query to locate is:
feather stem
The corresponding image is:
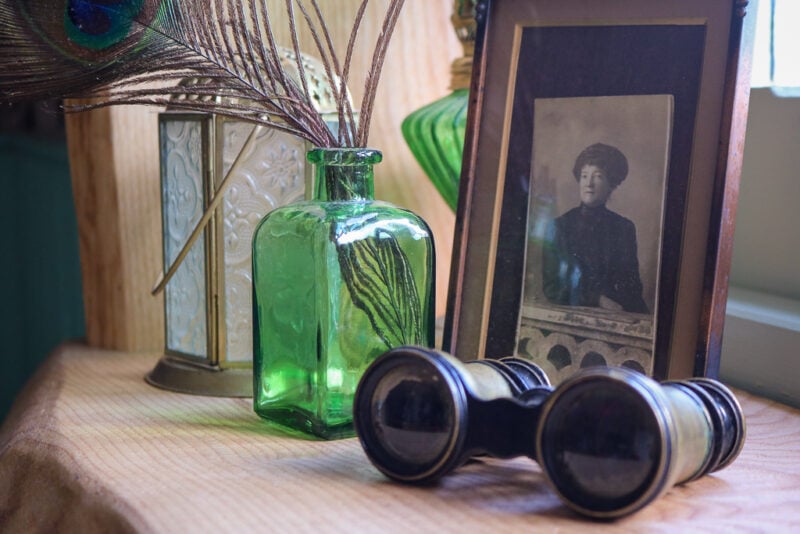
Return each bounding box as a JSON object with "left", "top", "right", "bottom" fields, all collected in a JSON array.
[
  {"left": 152, "top": 123, "right": 264, "bottom": 295},
  {"left": 341, "top": 0, "right": 370, "bottom": 147},
  {"left": 357, "top": 0, "right": 405, "bottom": 147},
  {"left": 306, "top": 0, "right": 352, "bottom": 145}
]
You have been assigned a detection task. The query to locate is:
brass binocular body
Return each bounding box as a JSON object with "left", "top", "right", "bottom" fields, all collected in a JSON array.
[{"left": 354, "top": 346, "right": 745, "bottom": 519}]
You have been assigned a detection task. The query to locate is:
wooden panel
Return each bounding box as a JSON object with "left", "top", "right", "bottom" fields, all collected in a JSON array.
[
  {"left": 66, "top": 106, "right": 164, "bottom": 351},
  {"left": 66, "top": 1, "right": 459, "bottom": 350}
]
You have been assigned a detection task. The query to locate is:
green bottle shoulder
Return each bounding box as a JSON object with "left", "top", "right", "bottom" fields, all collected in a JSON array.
[{"left": 254, "top": 199, "right": 432, "bottom": 238}]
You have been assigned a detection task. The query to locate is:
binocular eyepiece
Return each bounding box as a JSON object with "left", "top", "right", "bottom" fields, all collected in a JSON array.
[{"left": 354, "top": 346, "right": 745, "bottom": 519}]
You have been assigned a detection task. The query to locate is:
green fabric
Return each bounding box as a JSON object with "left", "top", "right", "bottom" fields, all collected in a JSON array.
[{"left": 0, "top": 135, "right": 85, "bottom": 423}]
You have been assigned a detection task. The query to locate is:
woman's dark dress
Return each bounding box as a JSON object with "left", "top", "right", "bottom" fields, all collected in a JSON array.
[{"left": 542, "top": 204, "right": 648, "bottom": 314}]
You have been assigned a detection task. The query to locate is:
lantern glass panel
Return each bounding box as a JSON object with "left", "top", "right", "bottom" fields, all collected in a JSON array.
[
  {"left": 221, "top": 122, "right": 307, "bottom": 363},
  {"left": 161, "top": 118, "right": 209, "bottom": 359}
]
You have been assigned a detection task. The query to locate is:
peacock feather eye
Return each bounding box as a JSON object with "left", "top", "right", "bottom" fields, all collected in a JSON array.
[{"left": 64, "top": 0, "right": 144, "bottom": 50}]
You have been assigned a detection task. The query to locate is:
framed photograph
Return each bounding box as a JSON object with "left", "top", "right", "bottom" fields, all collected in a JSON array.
[{"left": 444, "top": 0, "right": 756, "bottom": 382}]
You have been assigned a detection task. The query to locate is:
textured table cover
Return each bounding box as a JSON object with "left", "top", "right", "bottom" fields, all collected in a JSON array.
[{"left": 1, "top": 344, "right": 799, "bottom": 533}]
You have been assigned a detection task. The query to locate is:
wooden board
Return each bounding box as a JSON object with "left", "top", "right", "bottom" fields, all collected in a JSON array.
[{"left": 66, "top": 105, "right": 164, "bottom": 351}]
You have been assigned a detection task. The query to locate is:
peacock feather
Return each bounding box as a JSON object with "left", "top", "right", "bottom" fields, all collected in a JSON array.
[
  {"left": 0, "top": 0, "right": 407, "bottom": 147},
  {"left": 63, "top": 0, "right": 149, "bottom": 51},
  {"left": 337, "top": 229, "right": 425, "bottom": 350},
  {"left": 2, "top": 1, "right": 147, "bottom": 102}
]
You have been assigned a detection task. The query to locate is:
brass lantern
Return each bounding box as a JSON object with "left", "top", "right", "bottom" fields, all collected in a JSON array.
[{"left": 147, "top": 49, "right": 351, "bottom": 396}]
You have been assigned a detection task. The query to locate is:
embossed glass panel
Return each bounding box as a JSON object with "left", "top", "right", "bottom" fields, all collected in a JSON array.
[
  {"left": 221, "top": 122, "right": 306, "bottom": 362},
  {"left": 161, "top": 118, "right": 208, "bottom": 359}
]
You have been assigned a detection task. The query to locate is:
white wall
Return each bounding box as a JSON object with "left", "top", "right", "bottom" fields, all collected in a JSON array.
[
  {"left": 729, "top": 88, "right": 800, "bottom": 299},
  {"left": 721, "top": 88, "right": 800, "bottom": 407}
]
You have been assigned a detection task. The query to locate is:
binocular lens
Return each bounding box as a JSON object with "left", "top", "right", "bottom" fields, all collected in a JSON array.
[
  {"left": 355, "top": 348, "right": 467, "bottom": 481},
  {"left": 538, "top": 376, "right": 664, "bottom": 515},
  {"left": 370, "top": 361, "right": 456, "bottom": 467}
]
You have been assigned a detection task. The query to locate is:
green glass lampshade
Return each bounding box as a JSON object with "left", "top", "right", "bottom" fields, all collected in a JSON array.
[
  {"left": 401, "top": 1, "right": 475, "bottom": 213},
  {"left": 401, "top": 89, "right": 468, "bottom": 212}
]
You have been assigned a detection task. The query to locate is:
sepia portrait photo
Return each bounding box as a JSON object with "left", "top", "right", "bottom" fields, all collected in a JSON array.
[{"left": 517, "top": 95, "right": 673, "bottom": 380}]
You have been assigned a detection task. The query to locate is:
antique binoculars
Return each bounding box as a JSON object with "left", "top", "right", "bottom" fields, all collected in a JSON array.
[{"left": 353, "top": 346, "right": 745, "bottom": 519}]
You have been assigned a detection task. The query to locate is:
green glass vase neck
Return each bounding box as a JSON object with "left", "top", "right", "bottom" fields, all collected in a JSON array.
[{"left": 309, "top": 148, "right": 382, "bottom": 201}]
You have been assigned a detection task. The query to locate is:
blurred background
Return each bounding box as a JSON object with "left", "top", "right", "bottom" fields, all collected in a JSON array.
[{"left": 0, "top": 102, "right": 85, "bottom": 420}]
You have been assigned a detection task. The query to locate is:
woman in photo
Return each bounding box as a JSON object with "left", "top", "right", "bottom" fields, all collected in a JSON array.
[{"left": 542, "top": 143, "right": 649, "bottom": 314}]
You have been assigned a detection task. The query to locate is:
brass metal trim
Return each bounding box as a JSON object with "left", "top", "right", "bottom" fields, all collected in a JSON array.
[{"left": 146, "top": 355, "right": 253, "bottom": 397}]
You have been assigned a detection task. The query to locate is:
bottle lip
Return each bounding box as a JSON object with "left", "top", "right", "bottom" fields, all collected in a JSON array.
[{"left": 307, "top": 147, "right": 383, "bottom": 166}]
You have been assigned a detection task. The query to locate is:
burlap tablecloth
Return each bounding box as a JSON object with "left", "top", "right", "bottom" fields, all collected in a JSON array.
[{"left": 1, "top": 344, "right": 799, "bottom": 532}]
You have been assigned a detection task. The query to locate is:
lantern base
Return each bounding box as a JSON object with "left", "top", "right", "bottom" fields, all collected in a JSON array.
[{"left": 146, "top": 356, "right": 252, "bottom": 397}]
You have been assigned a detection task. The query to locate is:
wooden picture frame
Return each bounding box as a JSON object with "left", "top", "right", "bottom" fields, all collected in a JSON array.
[{"left": 443, "top": 0, "right": 756, "bottom": 382}]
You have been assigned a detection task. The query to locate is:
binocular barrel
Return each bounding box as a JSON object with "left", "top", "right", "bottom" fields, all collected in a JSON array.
[
  {"left": 354, "top": 346, "right": 745, "bottom": 519},
  {"left": 537, "top": 367, "right": 745, "bottom": 518}
]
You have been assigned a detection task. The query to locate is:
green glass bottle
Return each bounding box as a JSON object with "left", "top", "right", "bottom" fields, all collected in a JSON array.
[{"left": 252, "top": 148, "right": 435, "bottom": 439}]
